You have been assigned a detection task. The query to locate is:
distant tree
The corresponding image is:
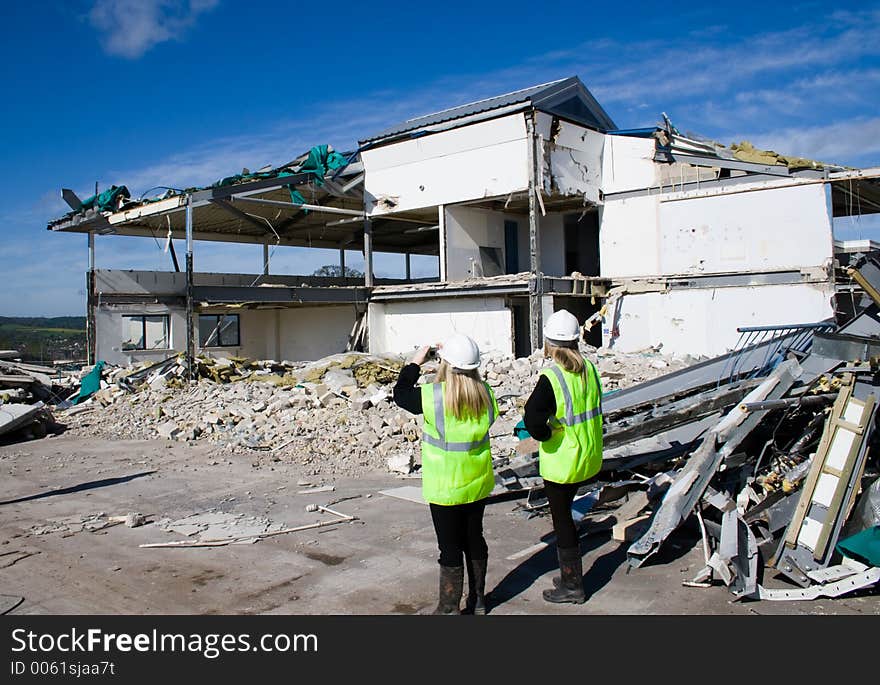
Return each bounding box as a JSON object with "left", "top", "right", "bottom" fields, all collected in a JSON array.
[{"left": 312, "top": 264, "right": 364, "bottom": 278}]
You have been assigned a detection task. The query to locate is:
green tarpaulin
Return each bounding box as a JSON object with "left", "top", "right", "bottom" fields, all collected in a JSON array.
[
  {"left": 79, "top": 185, "right": 130, "bottom": 212},
  {"left": 837, "top": 525, "right": 880, "bottom": 566},
  {"left": 298, "top": 145, "right": 347, "bottom": 186},
  {"left": 72, "top": 360, "right": 105, "bottom": 405}
]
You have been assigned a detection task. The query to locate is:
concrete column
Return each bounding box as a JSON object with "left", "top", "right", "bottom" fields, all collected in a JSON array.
[
  {"left": 364, "top": 218, "right": 374, "bottom": 287},
  {"left": 185, "top": 195, "right": 195, "bottom": 378},
  {"left": 87, "top": 232, "right": 96, "bottom": 365},
  {"left": 438, "top": 204, "right": 448, "bottom": 282},
  {"left": 526, "top": 111, "right": 543, "bottom": 352}
]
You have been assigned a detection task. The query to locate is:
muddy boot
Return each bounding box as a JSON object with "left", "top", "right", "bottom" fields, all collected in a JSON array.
[
  {"left": 432, "top": 565, "right": 464, "bottom": 615},
  {"left": 543, "top": 546, "right": 585, "bottom": 604},
  {"left": 465, "top": 558, "right": 488, "bottom": 615}
]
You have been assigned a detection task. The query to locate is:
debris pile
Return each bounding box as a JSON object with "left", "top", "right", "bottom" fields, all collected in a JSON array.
[
  {"left": 57, "top": 347, "right": 690, "bottom": 478},
  {"left": 0, "top": 356, "right": 77, "bottom": 442}
]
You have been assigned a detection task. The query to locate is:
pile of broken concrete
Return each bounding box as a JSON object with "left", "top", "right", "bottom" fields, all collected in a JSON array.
[
  {"left": 54, "top": 347, "right": 690, "bottom": 479},
  {"left": 0, "top": 352, "right": 78, "bottom": 442}
]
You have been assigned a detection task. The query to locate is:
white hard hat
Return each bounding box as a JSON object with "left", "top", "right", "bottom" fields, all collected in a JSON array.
[
  {"left": 439, "top": 334, "right": 481, "bottom": 370},
  {"left": 543, "top": 309, "right": 580, "bottom": 343}
]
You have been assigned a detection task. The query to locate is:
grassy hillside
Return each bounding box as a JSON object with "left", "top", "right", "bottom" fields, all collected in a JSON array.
[{"left": 0, "top": 316, "right": 86, "bottom": 362}]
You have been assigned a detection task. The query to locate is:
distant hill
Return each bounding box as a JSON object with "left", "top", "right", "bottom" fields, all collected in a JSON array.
[
  {"left": 0, "top": 316, "right": 86, "bottom": 362},
  {"left": 0, "top": 316, "right": 85, "bottom": 330}
]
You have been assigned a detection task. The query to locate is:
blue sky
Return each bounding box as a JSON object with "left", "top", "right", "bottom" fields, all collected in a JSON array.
[{"left": 1, "top": 0, "right": 879, "bottom": 316}]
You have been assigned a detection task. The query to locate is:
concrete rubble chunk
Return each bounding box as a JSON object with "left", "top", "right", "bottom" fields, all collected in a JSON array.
[
  {"left": 156, "top": 420, "right": 180, "bottom": 439},
  {"left": 387, "top": 452, "right": 413, "bottom": 474}
]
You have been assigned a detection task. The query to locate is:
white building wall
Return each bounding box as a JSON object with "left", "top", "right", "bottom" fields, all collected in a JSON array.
[
  {"left": 602, "top": 282, "right": 835, "bottom": 357},
  {"left": 599, "top": 196, "right": 661, "bottom": 277},
  {"left": 276, "top": 306, "right": 356, "bottom": 361},
  {"left": 601, "top": 135, "right": 656, "bottom": 194},
  {"left": 657, "top": 184, "right": 833, "bottom": 274},
  {"left": 601, "top": 182, "right": 834, "bottom": 279},
  {"left": 362, "top": 114, "right": 530, "bottom": 215},
  {"left": 367, "top": 297, "right": 513, "bottom": 356}
]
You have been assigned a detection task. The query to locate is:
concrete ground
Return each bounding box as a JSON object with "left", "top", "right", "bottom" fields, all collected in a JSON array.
[{"left": 1, "top": 434, "right": 877, "bottom": 616}]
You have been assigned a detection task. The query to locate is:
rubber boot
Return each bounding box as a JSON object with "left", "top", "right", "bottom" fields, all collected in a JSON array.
[
  {"left": 465, "top": 558, "right": 488, "bottom": 615},
  {"left": 432, "top": 565, "right": 464, "bottom": 615},
  {"left": 543, "top": 546, "right": 585, "bottom": 604}
]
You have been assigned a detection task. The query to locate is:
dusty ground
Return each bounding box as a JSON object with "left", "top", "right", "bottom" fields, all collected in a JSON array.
[{"left": 1, "top": 433, "right": 877, "bottom": 616}]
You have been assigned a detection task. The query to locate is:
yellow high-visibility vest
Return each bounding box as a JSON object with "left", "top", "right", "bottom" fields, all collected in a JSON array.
[
  {"left": 420, "top": 382, "right": 498, "bottom": 505},
  {"left": 538, "top": 360, "right": 603, "bottom": 484}
]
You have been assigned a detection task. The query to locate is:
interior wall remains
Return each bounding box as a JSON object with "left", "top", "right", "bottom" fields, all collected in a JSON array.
[
  {"left": 536, "top": 112, "right": 604, "bottom": 204},
  {"left": 367, "top": 297, "right": 513, "bottom": 356}
]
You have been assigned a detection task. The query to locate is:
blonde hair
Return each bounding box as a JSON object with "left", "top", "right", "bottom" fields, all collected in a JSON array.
[
  {"left": 544, "top": 341, "right": 585, "bottom": 374},
  {"left": 436, "top": 361, "right": 489, "bottom": 420}
]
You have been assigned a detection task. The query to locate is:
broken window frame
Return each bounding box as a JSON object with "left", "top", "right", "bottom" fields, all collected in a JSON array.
[
  {"left": 199, "top": 314, "right": 240, "bottom": 348},
  {"left": 122, "top": 315, "right": 170, "bottom": 351}
]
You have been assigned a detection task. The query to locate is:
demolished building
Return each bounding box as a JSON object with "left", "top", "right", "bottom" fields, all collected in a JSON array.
[{"left": 45, "top": 76, "right": 880, "bottom": 366}]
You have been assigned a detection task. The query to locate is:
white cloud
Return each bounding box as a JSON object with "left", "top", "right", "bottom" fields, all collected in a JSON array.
[
  {"left": 89, "top": 0, "right": 219, "bottom": 59},
  {"left": 742, "top": 117, "right": 880, "bottom": 166}
]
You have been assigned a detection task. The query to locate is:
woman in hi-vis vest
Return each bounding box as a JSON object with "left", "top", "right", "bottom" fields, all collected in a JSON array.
[
  {"left": 393, "top": 333, "right": 499, "bottom": 615},
  {"left": 524, "top": 309, "right": 603, "bottom": 604}
]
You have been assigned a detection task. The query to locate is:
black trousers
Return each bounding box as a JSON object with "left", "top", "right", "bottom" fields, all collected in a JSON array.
[
  {"left": 543, "top": 479, "right": 586, "bottom": 549},
  {"left": 429, "top": 500, "right": 488, "bottom": 568}
]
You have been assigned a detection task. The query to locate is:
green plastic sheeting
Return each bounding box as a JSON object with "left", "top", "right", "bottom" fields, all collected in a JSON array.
[
  {"left": 836, "top": 525, "right": 880, "bottom": 566},
  {"left": 213, "top": 170, "right": 294, "bottom": 188},
  {"left": 288, "top": 187, "right": 307, "bottom": 207},
  {"left": 79, "top": 185, "right": 130, "bottom": 212},
  {"left": 299, "top": 145, "right": 347, "bottom": 186},
  {"left": 72, "top": 361, "right": 105, "bottom": 405},
  {"left": 212, "top": 145, "right": 346, "bottom": 191}
]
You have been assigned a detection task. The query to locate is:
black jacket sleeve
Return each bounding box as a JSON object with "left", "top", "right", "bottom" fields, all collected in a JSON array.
[
  {"left": 393, "top": 363, "right": 424, "bottom": 415},
  {"left": 523, "top": 374, "right": 556, "bottom": 442}
]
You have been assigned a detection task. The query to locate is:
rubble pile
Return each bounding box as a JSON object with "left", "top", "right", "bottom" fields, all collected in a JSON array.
[
  {"left": 0, "top": 356, "right": 77, "bottom": 442},
  {"left": 55, "top": 347, "right": 690, "bottom": 478}
]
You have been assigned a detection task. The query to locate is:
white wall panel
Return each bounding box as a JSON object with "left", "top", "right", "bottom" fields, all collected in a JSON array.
[
  {"left": 601, "top": 135, "right": 656, "bottom": 194},
  {"left": 599, "top": 196, "right": 660, "bottom": 277},
  {"left": 362, "top": 114, "right": 529, "bottom": 215},
  {"left": 658, "top": 184, "right": 833, "bottom": 274},
  {"left": 368, "top": 297, "right": 512, "bottom": 356},
  {"left": 601, "top": 282, "right": 834, "bottom": 357}
]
